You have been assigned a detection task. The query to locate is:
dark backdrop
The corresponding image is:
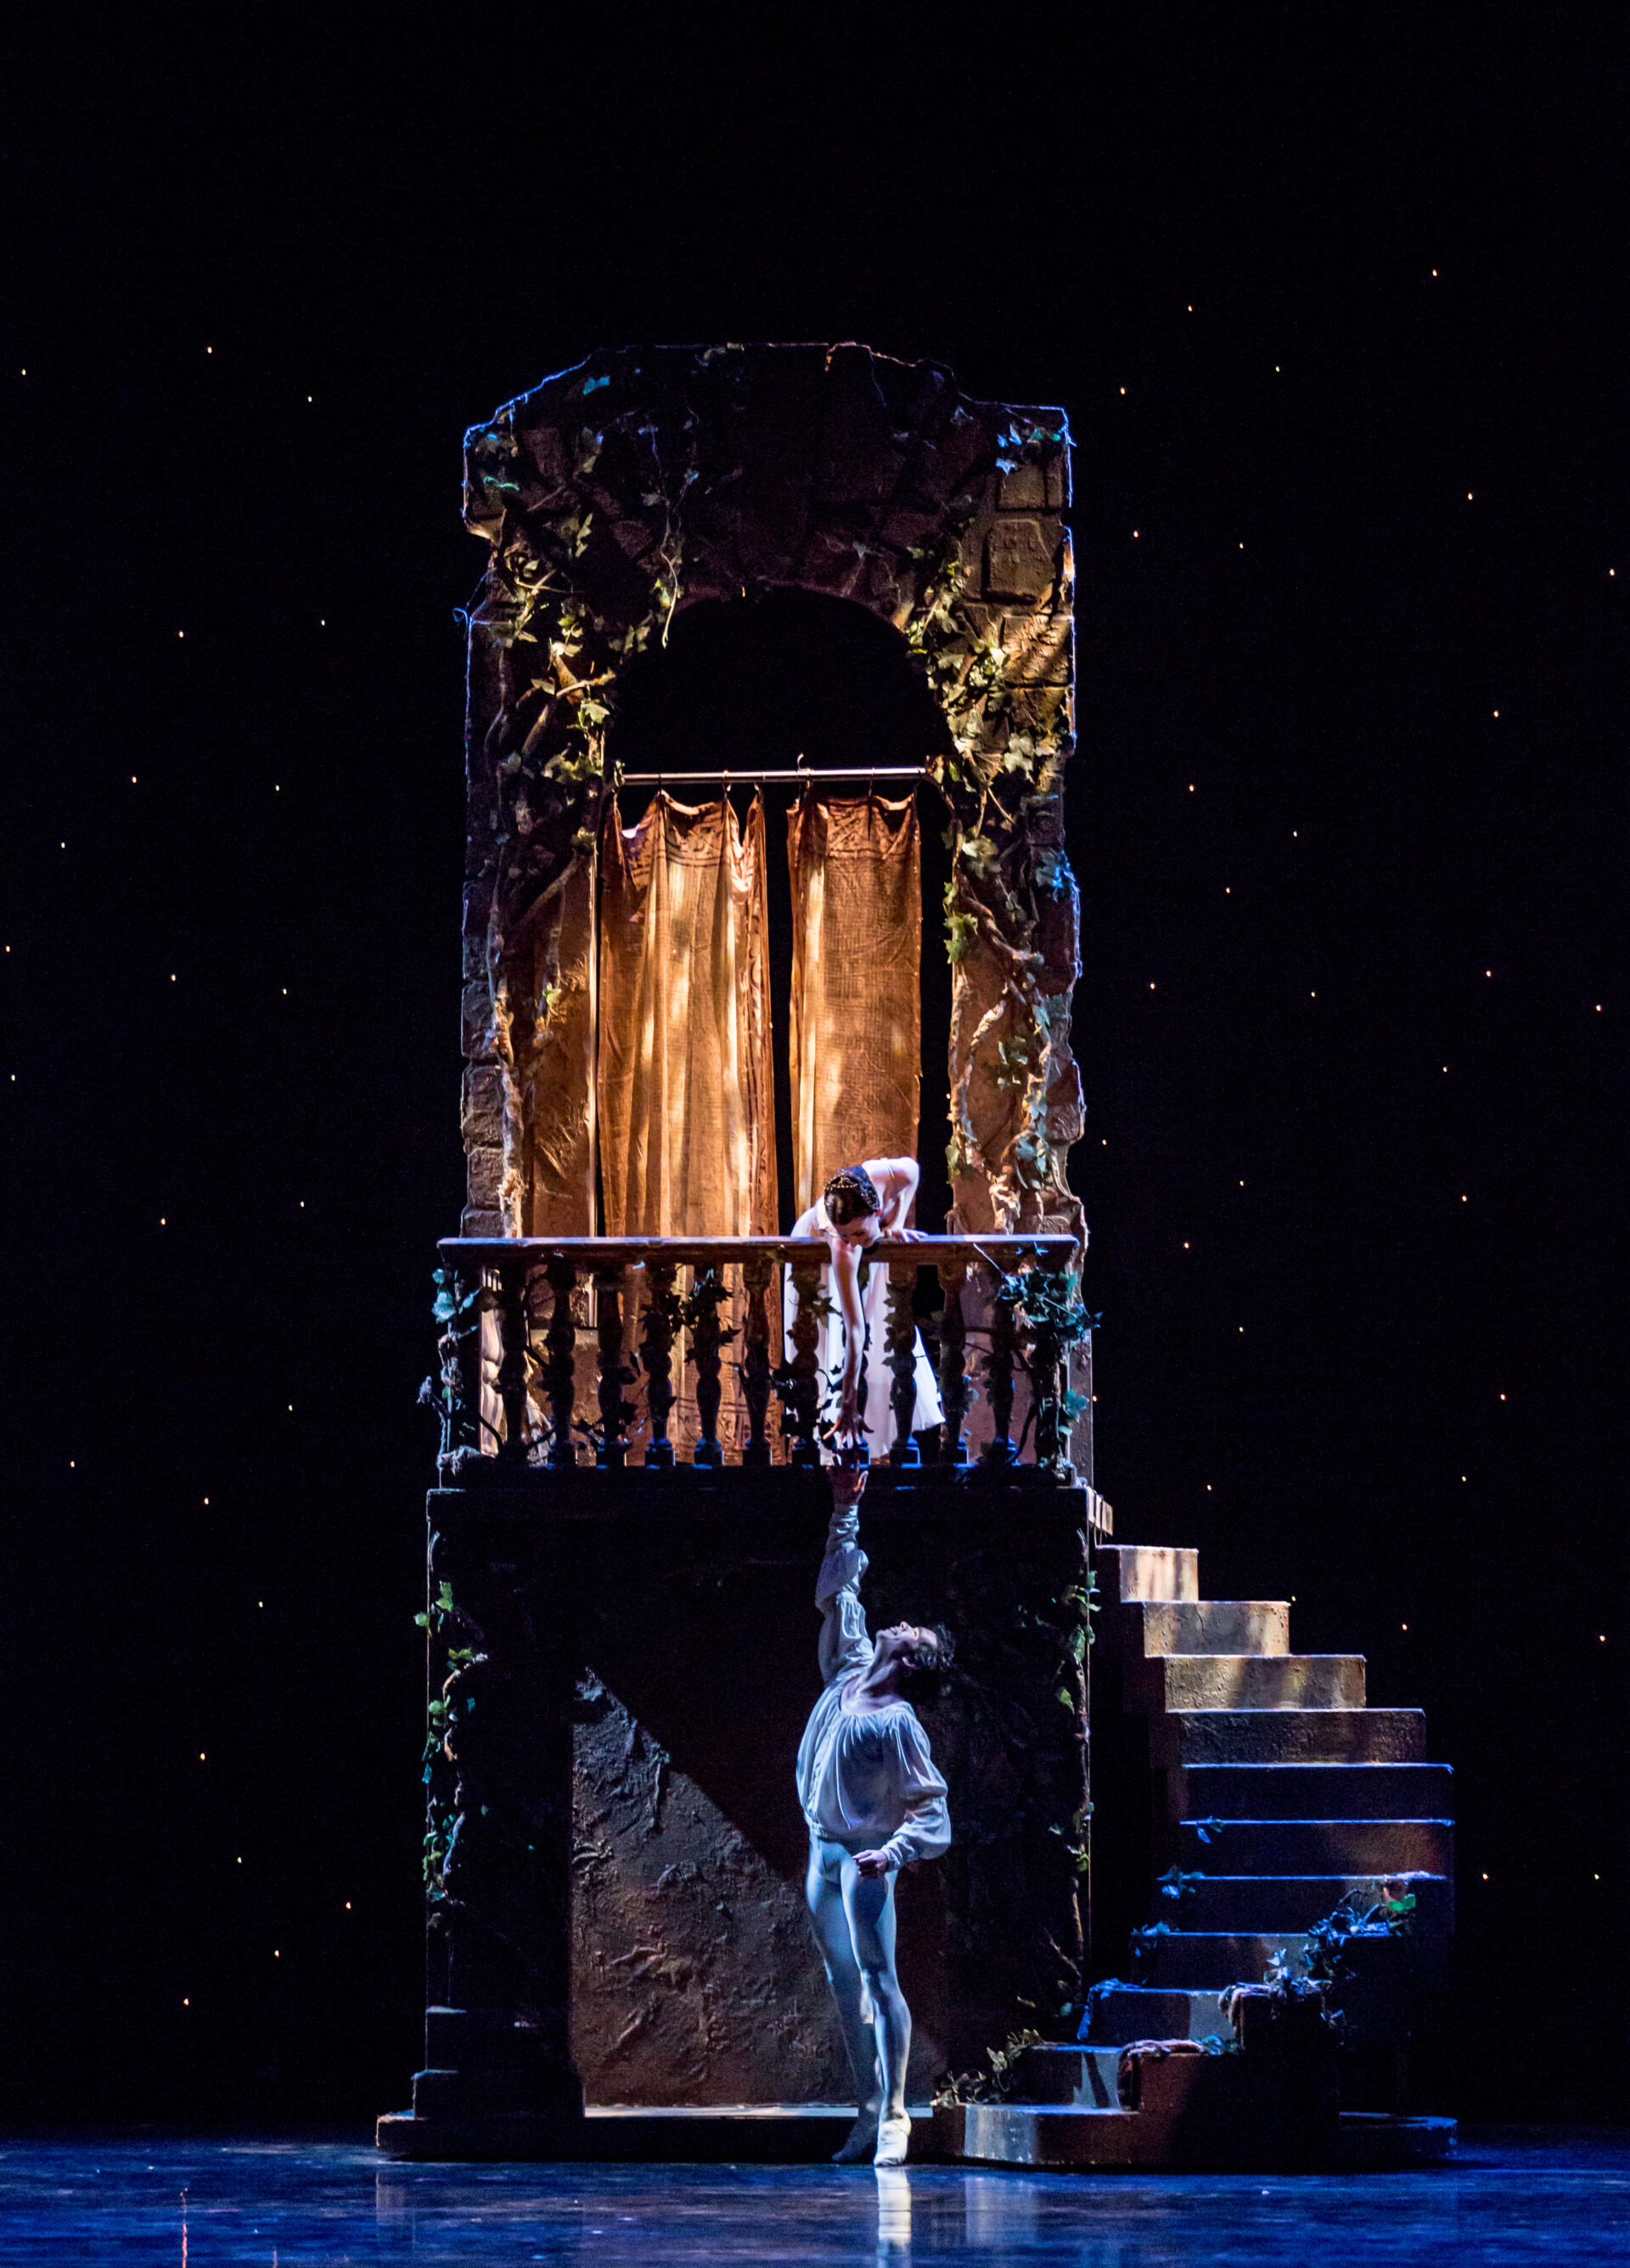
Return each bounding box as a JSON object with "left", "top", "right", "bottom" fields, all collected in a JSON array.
[{"left": 3, "top": 8, "right": 1624, "bottom": 2125}]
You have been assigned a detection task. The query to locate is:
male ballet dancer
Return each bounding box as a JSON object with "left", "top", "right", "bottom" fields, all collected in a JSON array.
[{"left": 797, "top": 1464, "right": 953, "bottom": 2166}]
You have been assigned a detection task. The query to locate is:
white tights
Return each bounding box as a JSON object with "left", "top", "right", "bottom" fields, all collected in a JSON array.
[{"left": 806, "top": 1835, "right": 911, "bottom": 2124}]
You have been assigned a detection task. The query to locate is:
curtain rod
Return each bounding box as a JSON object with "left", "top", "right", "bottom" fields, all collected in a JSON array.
[{"left": 616, "top": 764, "right": 930, "bottom": 785}]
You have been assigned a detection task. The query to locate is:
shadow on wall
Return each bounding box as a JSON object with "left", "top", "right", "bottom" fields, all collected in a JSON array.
[{"left": 573, "top": 1528, "right": 947, "bottom": 2106}]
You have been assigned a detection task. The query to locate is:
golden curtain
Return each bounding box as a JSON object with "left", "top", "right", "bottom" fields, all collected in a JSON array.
[
  {"left": 787, "top": 793, "right": 922, "bottom": 1215},
  {"left": 599, "top": 792, "right": 778, "bottom": 1236}
]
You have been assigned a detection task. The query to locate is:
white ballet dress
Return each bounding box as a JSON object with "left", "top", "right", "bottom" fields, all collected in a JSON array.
[{"left": 786, "top": 1202, "right": 945, "bottom": 1456}]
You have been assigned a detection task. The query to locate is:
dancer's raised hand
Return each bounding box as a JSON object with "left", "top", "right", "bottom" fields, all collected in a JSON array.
[{"left": 829, "top": 1459, "right": 868, "bottom": 1509}]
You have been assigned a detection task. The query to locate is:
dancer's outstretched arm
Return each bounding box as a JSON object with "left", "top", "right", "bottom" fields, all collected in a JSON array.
[{"left": 816, "top": 1467, "right": 874, "bottom": 1687}]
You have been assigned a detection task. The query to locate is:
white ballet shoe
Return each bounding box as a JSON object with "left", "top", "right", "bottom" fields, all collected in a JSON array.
[
  {"left": 831, "top": 2108, "right": 880, "bottom": 2164},
  {"left": 873, "top": 2113, "right": 912, "bottom": 2167}
]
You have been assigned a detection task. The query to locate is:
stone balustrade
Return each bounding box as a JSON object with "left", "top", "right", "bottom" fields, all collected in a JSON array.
[{"left": 430, "top": 1234, "right": 1085, "bottom": 1481}]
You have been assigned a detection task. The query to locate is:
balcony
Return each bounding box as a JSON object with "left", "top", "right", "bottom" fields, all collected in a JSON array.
[{"left": 426, "top": 1233, "right": 1093, "bottom": 1489}]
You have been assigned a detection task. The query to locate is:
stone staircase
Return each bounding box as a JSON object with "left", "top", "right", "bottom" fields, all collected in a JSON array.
[{"left": 934, "top": 1541, "right": 1456, "bottom": 2170}]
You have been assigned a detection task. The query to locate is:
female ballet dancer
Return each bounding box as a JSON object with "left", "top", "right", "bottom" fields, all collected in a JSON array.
[{"left": 788, "top": 1157, "right": 943, "bottom": 1454}]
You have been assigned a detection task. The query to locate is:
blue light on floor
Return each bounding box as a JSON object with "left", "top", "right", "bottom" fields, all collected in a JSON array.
[{"left": 0, "top": 2133, "right": 1626, "bottom": 2264}]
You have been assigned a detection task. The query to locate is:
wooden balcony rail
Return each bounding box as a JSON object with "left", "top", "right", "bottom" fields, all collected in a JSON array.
[{"left": 430, "top": 1235, "right": 1086, "bottom": 1482}]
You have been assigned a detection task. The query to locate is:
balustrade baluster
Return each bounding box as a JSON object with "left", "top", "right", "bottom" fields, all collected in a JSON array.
[
  {"left": 437, "top": 1231, "right": 1081, "bottom": 1483},
  {"left": 936, "top": 1258, "right": 970, "bottom": 1466},
  {"left": 689, "top": 1263, "right": 726, "bottom": 1468},
  {"left": 593, "top": 1263, "right": 632, "bottom": 1469},
  {"left": 981, "top": 1267, "right": 1019, "bottom": 1469},
  {"left": 741, "top": 1252, "right": 773, "bottom": 1466},
  {"left": 430, "top": 1263, "right": 483, "bottom": 1472},
  {"left": 885, "top": 1250, "right": 921, "bottom": 1467},
  {"left": 493, "top": 1255, "right": 533, "bottom": 1467},
  {"left": 543, "top": 1252, "right": 580, "bottom": 1469},
  {"left": 854, "top": 1252, "right": 874, "bottom": 1459},
  {"left": 784, "top": 1252, "right": 823, "bottom": 1466},
  {"left": 641, "top": 1259, "right": 679, "bottom": 1468},
  {"left": 1027, "top": 1259, "right": 1076, "bottom": 1482}
]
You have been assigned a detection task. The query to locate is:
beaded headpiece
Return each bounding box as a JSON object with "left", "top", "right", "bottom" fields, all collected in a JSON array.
[{"left": 823, "top": 1165, "right": 881, "bottom": 1218}]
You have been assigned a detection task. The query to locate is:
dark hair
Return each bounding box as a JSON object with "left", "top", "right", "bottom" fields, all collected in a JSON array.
[
  {"left": 824, "top": 1165, "right": 881, "bottom": 1226},
  {"left": 897, "top": 1623, "right": 955, "bottom": 1704}
]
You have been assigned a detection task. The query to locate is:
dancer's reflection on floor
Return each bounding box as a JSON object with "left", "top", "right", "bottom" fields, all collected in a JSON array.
[{"left": 874, "top": 2165, "right": 911, "bottom": 2258}]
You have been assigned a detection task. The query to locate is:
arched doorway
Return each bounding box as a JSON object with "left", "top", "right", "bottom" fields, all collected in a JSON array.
[{"left": 605, "top": 589, "right": 957, "bottom": 1232}]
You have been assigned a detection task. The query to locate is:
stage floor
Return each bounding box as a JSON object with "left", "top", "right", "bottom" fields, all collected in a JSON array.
[{"left": 0, "top": 2130, "right": 1625, "bottom": 2264}]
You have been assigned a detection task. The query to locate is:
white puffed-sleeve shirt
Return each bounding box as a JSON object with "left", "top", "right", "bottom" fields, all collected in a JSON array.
[{"left": 795, "top": 1505, "right": 951, "bottom": 1872}]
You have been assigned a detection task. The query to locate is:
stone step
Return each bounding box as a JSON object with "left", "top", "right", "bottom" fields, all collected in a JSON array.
[
  {"left": 1154, "top": 1708, "right": 1424, "bottom": 1764},
  {"left": 1133, "top": 1932, "right": 1311, "bottom": 1988},
  {"left": 1172, "top": 1763, "right": 1453, "bottom": 1820},
  {"left": 412, "top": 2066, "right": 570, "bottom": 2119},
  {"left": 936, "top": 2096, "right": 1453, "bottom": 2172},
  {"left": 381, "top": 2102, "right": 920, "bottom": 2164},
  {"left": 1095, "top": 1544, "right": 1198, "bottom": 1605},
  {"left": 1324, "top": 1928, "right": 1453, "bottom": 2044},
  {"left": 1178, "top": 1817, "right": 1453, "bottom": 1877},
  {"left": 1151, "top": 1871, "right": 1453, "bottom": 1933},
  {"left": 424, "top": 2006, "right": 552, "bottom": 2069},
  {"left": 944, "top": 2048, "right": 1298, "bottom": 2169},
  {"left": 1132, "top": 1918, "right": 1446, "bottom": 1995},
  {"left": 1336, "top": 2114, "right": 1457, "bottom": 2170},
  {"left": 1132, "top": 1600, "right": 1290, "bottom": 1657},
  {"left": 1007, "top": 2042, "right": 1123, "bottom": 2108},
  {"left": 936, "top": 2096, "right": 1154, "bottom": 2168},
  {"left": 1081, "top": 1984, "right": 1230, "bottom": 2046},
  {"left": 1079, "top": 1968, "right": 1447, "bottom": 2051},
  {"left": 1150, "top": 1654, "right": 1366, "bottom": 1712}
]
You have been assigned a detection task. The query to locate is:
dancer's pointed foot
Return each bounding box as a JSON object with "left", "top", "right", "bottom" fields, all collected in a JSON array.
[
  {"left": 831, "top": 2108, "right": 880, "bottom": 2165},
  {"left": 873, "top": 2113, "right": 912, "bottom": 2167}
]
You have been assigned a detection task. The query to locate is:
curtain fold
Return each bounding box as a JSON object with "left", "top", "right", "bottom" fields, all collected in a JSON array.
[
  {"left": 788, "top": 792, "right": 922, "bottom": 1213},
  {"left": 598, "top": 791, "right": 778, "bottom": 1235}
]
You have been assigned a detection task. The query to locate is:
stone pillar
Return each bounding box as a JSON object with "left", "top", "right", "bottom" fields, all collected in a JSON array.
[{"left": 402, "top": 1487, "right": 586, "bottom": 2152}]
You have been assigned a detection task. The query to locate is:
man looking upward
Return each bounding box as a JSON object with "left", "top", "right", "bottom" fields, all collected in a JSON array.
[{"left": 797, "top": 1463, "right": 953, "bottom": 2166}]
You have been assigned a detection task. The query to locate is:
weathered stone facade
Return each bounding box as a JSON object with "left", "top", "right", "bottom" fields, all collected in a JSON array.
[{"left": 379, "top": 346, "right": 1095, "bottom": 2158}]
